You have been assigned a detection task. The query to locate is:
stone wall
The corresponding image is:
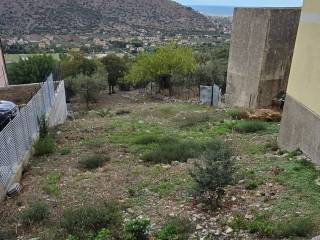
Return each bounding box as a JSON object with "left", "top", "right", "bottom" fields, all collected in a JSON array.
[{"left": 226, "top": 8, "right": 301, "bottom": 109}]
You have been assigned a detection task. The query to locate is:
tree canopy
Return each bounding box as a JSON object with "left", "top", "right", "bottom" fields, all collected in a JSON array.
[
  {"left": 125, "top": 45, "right": 197, "bottom": 88},
  {"left": 7, "top": 55, "right": 56, "bottom": 84}
]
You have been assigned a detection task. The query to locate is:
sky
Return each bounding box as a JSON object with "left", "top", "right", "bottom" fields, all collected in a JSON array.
[{"left": 174, "top": 0, "right": 303, "bottom": 7}]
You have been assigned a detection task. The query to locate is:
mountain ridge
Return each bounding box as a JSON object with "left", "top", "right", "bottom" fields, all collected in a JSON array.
[{"left": 0, "top": 0, "right": 215, "bottom": 36}]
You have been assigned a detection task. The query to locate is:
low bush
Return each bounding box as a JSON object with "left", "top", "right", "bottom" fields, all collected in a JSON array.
[
  {"left": 21, "top": 202, "right": 50, "bottom": 225},
  {"left": 59, "top": 148, "right": 72, "bottom": 156},
  {"left": 273, "top": 217, "right": 314, "bottom": 238},
  {"left": 116, "top": 110, "right": 131, "bottom": 115},
  {"left": 157, "top": 217, "right": 194, "bottom": 240},
  {"left": 43, "top": 171, "right": 63, "bottom": 196},
  {"left": 141, "top": 140, "right": 202, "bottom": 164},
  {"left": 176, "top": 112, "right": 210, "bottom": 128},
  {"left": 229, "top": 213, "right": 314, "bottom": 238},
  {"left": 79, "top": 154, "right": 110, "bottom": 170},
  {"left": 190, "top": 139, "right": 234, "bottom": 209},
  {"left": 96, "top": 109, "right": 112, "bottom": 118},
  {"left": 66, "top": 228, "right": 111, "bottom": 240},
  {"left": 245, "top": 180, "right": 259, "bottom": 190},
  {"left": 235, "top": 120, "right": 267, "bottom": 133},
  {"left": 124, "top": 218, "right": 150, "bottom": 240},
  {"left": 34, "top": 135, "right": 56, "bottom": 156},
  {"left": 60, "top": 202, "right": 122, "bottom": 238},
  {"left": 134, "top": 135, "right": 176, "bottom": 145},
  {"left": 226, "top": 109, "right": 247, "bottom": 120}
]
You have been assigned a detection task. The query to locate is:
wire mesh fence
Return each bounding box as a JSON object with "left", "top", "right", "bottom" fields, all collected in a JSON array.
[{"left": 0, "top": 74, "right": 58, "bottom": 189}]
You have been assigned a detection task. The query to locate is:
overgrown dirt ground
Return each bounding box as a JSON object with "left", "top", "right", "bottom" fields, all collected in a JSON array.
[{"left": 1, "top": 91, "right": 320, "bottom": 240}]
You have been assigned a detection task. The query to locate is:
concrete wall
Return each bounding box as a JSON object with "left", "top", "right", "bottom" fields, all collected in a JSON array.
[
  {"left": 226, "top": 8, "right": 301, "bottom": 108},
  {"left": 0, "top": 83, "right": 40, "bottom": 105},
  {"left": 48, "top": 81, "right": 68, "bottom": 127},
  {"left": 0, "top": 43, "right": 8, "bottom": 88},
  {"left": 279, "top": 0, "right": 320, "bottom": 164}
]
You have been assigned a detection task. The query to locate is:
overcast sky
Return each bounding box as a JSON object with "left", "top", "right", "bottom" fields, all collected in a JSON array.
[{"left": 174, "top": 0, "right": 303, "bottom": 7}]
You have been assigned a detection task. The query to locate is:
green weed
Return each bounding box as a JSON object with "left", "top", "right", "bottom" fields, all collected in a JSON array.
[{"left": 79, "top": 154, "right": 110, "bottom": 170}]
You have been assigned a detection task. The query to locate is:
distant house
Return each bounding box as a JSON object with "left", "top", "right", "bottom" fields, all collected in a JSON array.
[
  {"left": 0, "top": 40, "right": 8, "bottom": 87},
  {"left": 279, "top": 0, "right": 320, "bottom": 164}
]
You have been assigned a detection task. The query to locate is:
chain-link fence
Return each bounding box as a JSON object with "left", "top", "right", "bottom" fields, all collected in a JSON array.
[{"left": 0, "top": 74, "right": 59, "bottom": 189}]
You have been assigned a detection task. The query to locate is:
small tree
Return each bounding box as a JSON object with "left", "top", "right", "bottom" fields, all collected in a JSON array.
[
  {"left": 77, "top": 72, "right": 106, "bottom": 109},
  {"left": 61, "top": 52, "right": 98, "bottom": 79},
  {"left": 101, "top": 54, "right": 129, "bottom": 94},
  {"left": 125, "top": 44, "right": 197, "bottom": 96},
  {"left": 7, "top": 55, "right": 56, "bottom": 84},
  {"left": 190, "top": 140, "right": 234, "bottom": 209}
]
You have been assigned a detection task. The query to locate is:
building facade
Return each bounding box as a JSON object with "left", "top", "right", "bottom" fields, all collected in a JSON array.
[
  {"left": 0, "top": 40, "right": 8, "bottom": 87},
  {"left": 226, "top": 8, "right": 301, "bottom": 108},
  {"left": 279, "top": 0, "right": 320, "bottom": 163}
]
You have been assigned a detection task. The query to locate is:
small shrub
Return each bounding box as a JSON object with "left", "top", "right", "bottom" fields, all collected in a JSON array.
[
  {"left": 176, "top": 112, "right": 210, "bottom": 128},
  {"left": 39, "top": 116, "right": 49, "bottom": 139},
  {"left": 79, "top": 154, "right": 110, "bottom": 170},
  {"left": 157, "top": 217, "right": 193, "bottom": 240},
  {"left": 134, "top": 135, "right": 176, "bottom": 145},
  {"left": 273, "top": 217, "right": 314, "bottom": 238},
  {"left": 235, "top": 120, "right": 267, "bottom": 133},
  {"left": 264, "top": 139, "right": 279, "bottom": 152},
  {"left": 134, "top": 135, "right": 161, "bottom": 145},
  {"left": 226, "top": 109, "right": 247, "bottom": 120},
  {"left": 34, "top": 135, "right": 55, "bottom": 156},
  {"left": 190, "top": 140, "right": 234, "bottom": 209},
  {"left": 21, "top": 202, "right": 50, "bottom": 225},
  {"left": 247, "top": 214, "right": 274, "bottom": 237},
  {"left": 229, "top": 213, "right": 247, "bottom": 231},
  {"left": 124, "top": 218, "right": 150, "bottom": 240},
  {"left": 95, "top": 228, "right": 111, "bottom": 240},
  {"left": 141, "top": 140, "right": 202, "bottom": 164},
  {"left": 97, "top": 109, "right": 112, "bottom": 118},
  {"left": 116, "top": 109, "right": 131, "bottom": 115},
  {"left": 245, "top": 180, "right": 259, "bottom": 190},
  {"left": 43, "top": 171, "right": 63, "bottom": 196},
  {"left": 59, "top": 148, "right": 71, "bottom": 156},
  {"left": 61, "top": 202, "right": 122, "bottom": 238}
]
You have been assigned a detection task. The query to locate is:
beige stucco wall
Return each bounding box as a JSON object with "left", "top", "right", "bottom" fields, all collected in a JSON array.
[
  {"left": 286, "top": 0, "right": 320, "bottom": 116},
  {"left": 0, "top": 46, "right": 8, "bottom": 87}
]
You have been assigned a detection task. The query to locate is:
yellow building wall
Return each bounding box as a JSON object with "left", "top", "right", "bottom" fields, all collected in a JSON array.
[{"left": 287, "top": 0, "right": 320, "bottom": 115}]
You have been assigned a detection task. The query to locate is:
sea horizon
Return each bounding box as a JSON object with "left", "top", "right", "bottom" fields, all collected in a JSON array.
[{"left": 189, "top": 5, "right": 235, "bottom": 17}]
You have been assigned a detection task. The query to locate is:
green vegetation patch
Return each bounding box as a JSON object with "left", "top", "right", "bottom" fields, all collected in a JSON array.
[
  {"left": 21, "top": 202, "right": 50, "bottom": 225},
  {"left": 34, "top": 135, "right": 56, "bottom": 156},
  {"left": 235, "top": 120, "right": 267, "bottom": 133},
  {"left": 156, "top": 217, "right": 194, "bottom": 240},
  {"left": 43, "top": 171, "right": 63, "bottom": 196},
  {"left": 229, "top": 213, "right": 314, "bottom": 238},
  {"left": 141, "top": 140, "right": 203, "bottom": 164},
  {"left": 79, "top": 154, "right": 110, "bottom": 170},
  {"left": 60, "top": 202, "right": 122, "bottom": 239}
]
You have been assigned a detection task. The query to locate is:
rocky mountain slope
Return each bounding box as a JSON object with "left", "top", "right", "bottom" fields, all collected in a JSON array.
[{"left": 0, "top": 0, "right": 215, "bottom": 36}]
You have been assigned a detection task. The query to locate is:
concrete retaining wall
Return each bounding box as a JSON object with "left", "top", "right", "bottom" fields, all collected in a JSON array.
[
  {"left": 48, "top": 81, "right": 68, "bottom": 127},
  {"left": 0, "top": 83, "right": 40, "bottom": 105},
  {"left": 226, "top": 8, "right": 301, "bottom": 108}
]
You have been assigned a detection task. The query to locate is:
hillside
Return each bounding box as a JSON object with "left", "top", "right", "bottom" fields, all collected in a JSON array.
[{"left": 0, "top": 0, "right": 215, "bottom": 36}]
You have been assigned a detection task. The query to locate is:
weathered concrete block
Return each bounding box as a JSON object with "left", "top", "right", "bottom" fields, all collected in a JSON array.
[{"left": 226, "top": 8, "right": 301, "bottom": 108}]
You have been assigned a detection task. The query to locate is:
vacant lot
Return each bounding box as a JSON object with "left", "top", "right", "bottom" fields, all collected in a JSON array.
[{"left": 0, "top": 91, "right": 319, "bottom": 240}]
